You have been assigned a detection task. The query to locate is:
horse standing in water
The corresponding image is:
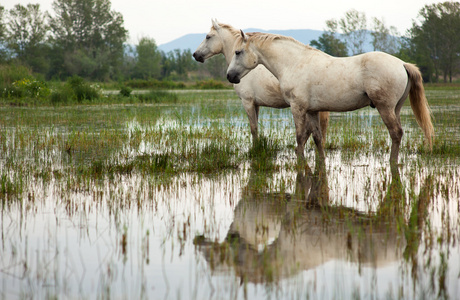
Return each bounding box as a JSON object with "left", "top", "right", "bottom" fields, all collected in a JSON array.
[
  {"left": 227, "top": 31, "right": 434, "bottom": 164},
  {"left": 193, "top": 20, "right": 330, "bottom": 144}
]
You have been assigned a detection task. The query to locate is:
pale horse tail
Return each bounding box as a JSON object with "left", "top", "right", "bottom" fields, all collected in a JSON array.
[{"left": 404, "top": 63, "right": 434, "bottom": 150}]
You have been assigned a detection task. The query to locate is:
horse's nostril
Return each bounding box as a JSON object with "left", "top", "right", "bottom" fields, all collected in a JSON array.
[
  {"left": 193, "top": 52, "right": 205, "bottom": 63},
  {"left": 227, "top": 73, "right": 240, "bottom": 84}
]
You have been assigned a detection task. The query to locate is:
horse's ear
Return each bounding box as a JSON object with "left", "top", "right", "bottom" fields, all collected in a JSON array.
[
  {"left": 212, "top": 19, "right": 220, "bottom": 30},
  {"left": 240, "top": 30, "right": 247, "bottom": 42}
]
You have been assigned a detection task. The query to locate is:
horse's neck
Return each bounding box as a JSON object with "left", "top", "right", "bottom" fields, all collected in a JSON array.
[
  {"left": 220, "top": 30, "right": 238, "bottom": 65},
  {"left": 258, "top": 40, "right": 312, "bottom": 80}
]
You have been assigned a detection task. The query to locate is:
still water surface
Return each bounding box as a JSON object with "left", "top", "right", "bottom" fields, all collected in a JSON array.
[{"left": 0, "top": 97, "right": 459, "bottom": 299}]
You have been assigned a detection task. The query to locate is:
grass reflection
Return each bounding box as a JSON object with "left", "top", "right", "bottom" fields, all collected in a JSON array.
[{"left": 0, "top": 89, "right": 458, "bottom": 299}]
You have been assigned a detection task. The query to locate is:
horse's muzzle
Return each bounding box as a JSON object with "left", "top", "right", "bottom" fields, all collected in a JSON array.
[
  {"left": 227, "top": 72, "right": 240, "bottom": 84},
  {"left": 192, "top": 52, "right": 204, "bottom": 63}
]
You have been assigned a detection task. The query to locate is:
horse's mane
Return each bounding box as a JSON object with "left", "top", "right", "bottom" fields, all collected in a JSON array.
[
  {"left": 212, "top": 23, "right": 320, "bottom": 52},
  {"left": 212, "top": 22, "right": 241, "bottom": 38},
  {"left": 236, "top": 31, "right": 319, "bottom": 52}
]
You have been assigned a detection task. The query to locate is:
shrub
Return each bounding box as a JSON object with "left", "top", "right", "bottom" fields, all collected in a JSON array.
[
  {"left": 10, "top": 78, "right": 51, "bottom": 98},
  {"left": 0, "top": 64, "right": 44, "bottom": 99},
  {"left": 119, "top": 85, "right": 132, "bottom": 97},
  {"left": 67, "top": 76, "right": 100, "bottom": 102},
  {"left": 192, "top": 79, "right": 230, "bottom": 89},
  {"left": 50, "top": 85, "right": 74, "bottom": 104},
  {"left": 137, "top": 90, "right": 178, "bottom": 103},
  {"left": 51, "top": 76, "right": 101, "bottom": 104},
  {"left": 124, "top": 79, "right": 186, "bottom": 89},
  {"left": 0, "top": 64, "right": 32, "bottom": 86}
]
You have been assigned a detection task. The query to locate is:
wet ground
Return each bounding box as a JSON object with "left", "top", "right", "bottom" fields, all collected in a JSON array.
[{"left": 0, "top": 90, "right": 459, "bottom": 299}]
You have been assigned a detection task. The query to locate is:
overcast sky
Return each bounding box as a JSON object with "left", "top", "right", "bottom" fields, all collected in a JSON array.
[{"left": 2, "top": 0, "right": 448, "bottom": 45}]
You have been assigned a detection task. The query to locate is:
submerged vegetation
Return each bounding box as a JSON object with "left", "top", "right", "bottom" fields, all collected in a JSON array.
[{"left": 0, "top": 88, "right": 459, "bottom": 299}]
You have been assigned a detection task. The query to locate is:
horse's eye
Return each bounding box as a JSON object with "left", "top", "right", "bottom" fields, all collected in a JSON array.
[
  {"left": 235, "top": 50, "right": 241, "bottom": 55},
  {"left": 206, "top": 35, "right": 211, "bottom": 40}
]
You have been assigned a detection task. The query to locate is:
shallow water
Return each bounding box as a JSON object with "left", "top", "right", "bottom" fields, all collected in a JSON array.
[{"left": 0, "top": 93, "right": 459, "bottom": 299}]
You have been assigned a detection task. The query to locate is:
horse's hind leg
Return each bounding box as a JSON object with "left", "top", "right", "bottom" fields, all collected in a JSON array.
[
  {"left": 377, "top": 107, "right": 403, "bottom": 164},
  {"left": 319, "top": 111, "right": 330, "bottom": 147}
]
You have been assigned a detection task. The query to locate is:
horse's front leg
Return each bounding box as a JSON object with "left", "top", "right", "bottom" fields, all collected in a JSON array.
[
  {"left": 306, "top": 112, "right": 326, "bottom": 161},
  {"left": 290, "top": 103, "right": 310, "bottom": 159},
  {"left": 242, "top": 99, "right": 259, "bottom": 142}
]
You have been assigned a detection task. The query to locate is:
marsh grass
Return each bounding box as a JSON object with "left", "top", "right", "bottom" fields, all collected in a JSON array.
[
  {"left": 135, "top": 90, "right": 178, "bottom": 103},
  {"left": 247, "top": 135, "right": 283, "bottom": 172},
  {"left": 0, "top": 174, "right": 23, "bottom": 200},
  {"left": 78, "top": 155, "right": 174, "bottom": 178},
  {"left": 419, "top": 139, "right": 460, "bottom": 157},
  {"left": 424, "top": 83, "right": 460, "bottom": 90},
  {"left": 0, "top": 90, "right": 457, "bottom": 190},
  {"left": 136, "top": 153, "right": 172, "bottom": 172},
  {"left": 0, "top": 88, "right": 459, "bottom": 299},
  {"left": 247, "top": 135, "right": 282, "bottom": 159},
  {"left": 185, "top": 141, "right": 241, "bottom": 174},
  {"left": 68, "top": 142, "right": 240, "bottom": 179}
]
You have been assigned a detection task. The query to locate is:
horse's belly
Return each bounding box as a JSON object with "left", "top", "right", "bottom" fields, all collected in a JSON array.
[{"left": 310, "top": 93, "right": 370, "bottom": 112}]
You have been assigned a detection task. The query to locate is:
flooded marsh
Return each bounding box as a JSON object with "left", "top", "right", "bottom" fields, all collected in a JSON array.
[{"left": 0, "top": 89, "right": 459, "bottom": 299}]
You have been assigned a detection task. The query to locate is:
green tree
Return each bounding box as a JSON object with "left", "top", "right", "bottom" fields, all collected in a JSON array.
[
  {"left": 119, "top": 44, "right": 136, "bottom": 81},
  {"left": 161, "top": 49, "right": 196, "bottom": 79},
  {"left": 310, "top": 19, "right": 348, "bottom": 57},
  {"left": 173, "top": 49, "right": 196, "bottom": 76},
  {"left": 0, "top": 6, "right": 7, "bottom": 61},
  {"left": 411, "top": 2, "right": 460, "bottom": 82},
  {"left": 49, "top": 0, "right": 128, "bottom": 80},
  {"left": 395, "top": 37, "right": 433, "bottom": 82},
  {"left": 371, "top": 17, "right": 400, "bottom": 54},
  {"left": 338, "top": 9, "right": 368, "bottom": 55},
  {"left": 0, "top": 6, "right": 5, "bottom": 40},
  {"left": 204, "top": 54, "right": 227, "bottom": 79},
  {"left": 133, "top": 37, "right": 162, "bottom": 79},
  {"left": 5, "top": 4, "right": 50, "bottom": 73},
  {"left": 161, "top": 51, "right": 172, "bottom": 78}
]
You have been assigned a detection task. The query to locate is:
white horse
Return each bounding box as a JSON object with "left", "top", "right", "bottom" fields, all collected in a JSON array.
[
  {"left": 227, "top": 31, "right": 434, "bottom": 164},
  {"left": 193, "top": 20, "right": 330, "bottom": 144}
]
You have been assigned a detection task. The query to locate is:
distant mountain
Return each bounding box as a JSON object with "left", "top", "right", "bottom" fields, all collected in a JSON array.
[
  {"left": 158, "top": 28, "right": 325, "bottom": 53},
  {"left": 158, "top": 28, "right": 382, "bottom": 54},
  {"left": 158, "top": 33, "right": 208, "bottom": 53}
]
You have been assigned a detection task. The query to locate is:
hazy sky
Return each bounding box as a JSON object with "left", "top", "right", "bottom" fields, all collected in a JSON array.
[{"left": 2, "top": 0, "right": 448, "bottom": 45}]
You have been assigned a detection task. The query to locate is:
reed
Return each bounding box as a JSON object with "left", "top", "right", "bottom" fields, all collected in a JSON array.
[{"left": 0, "top": 88, "right": 458, "bottom": 299}]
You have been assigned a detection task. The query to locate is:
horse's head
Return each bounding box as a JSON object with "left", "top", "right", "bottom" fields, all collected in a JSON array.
[
  {"left": 227, "top": 30, "right": 258, "bottom": 84},
  {"left": 193, "top": 19, "right": 225, "bottom": 63}
]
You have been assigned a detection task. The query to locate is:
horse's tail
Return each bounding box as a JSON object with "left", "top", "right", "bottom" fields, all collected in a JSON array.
[{"left": 404, "top": 63, "right": 434, "bottom": 150}]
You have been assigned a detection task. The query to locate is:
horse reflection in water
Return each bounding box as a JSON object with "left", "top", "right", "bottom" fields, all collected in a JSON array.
[{"left": 195, "top": 162, "right": 432, "bottom": 284}]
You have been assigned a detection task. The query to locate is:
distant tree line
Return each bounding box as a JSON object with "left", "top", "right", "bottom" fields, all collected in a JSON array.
[
  {"left": 0, "top": 0, "right": 225, "bottom": 82},
  {"left": 0, "top": 1, "right": 459, "bottom": 83}
]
